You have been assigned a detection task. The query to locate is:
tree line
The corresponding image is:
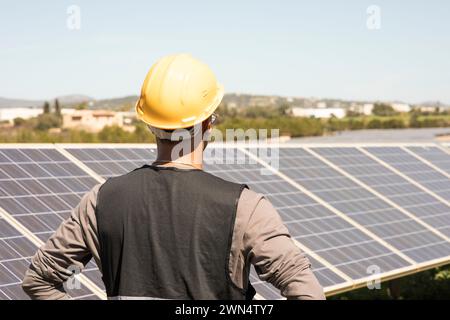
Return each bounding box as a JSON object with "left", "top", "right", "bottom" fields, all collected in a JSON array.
[{"left": 1, "top": 102, "right": 450, "bottom": 143}]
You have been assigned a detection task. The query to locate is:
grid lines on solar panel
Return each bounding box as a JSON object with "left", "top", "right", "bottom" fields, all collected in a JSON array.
[
  {"left": 252, "top": 147, "right": 450, "bottom": 266},
  {"left": 407, "top": 146, "right": 450, "bottom": 174},
  {"left": 0, "top": 148, "right": 104, "bottom": 297},
  {"left": 310, "top": 147, "right": 450, "bottom": 261},
  {"left": 65, "top": 147, "right": 156, "bottom": 178},
  {"left": 365, "top": 147, "right": 450, "bottom": 202},
  {"left": 0, "top": 215, "right": 98, "bottom": 300},
  {"left": 256, "top": 148, "right": 443, "bottom": 262},
  {"left": 0, "top": 215, "right": 36, "bottom": 299},
  {"left": 205, "top": 148, "right": 408, "bottom": 284},
  {"left": 359, "top": 147, "right": 450, "bottom": 239}
]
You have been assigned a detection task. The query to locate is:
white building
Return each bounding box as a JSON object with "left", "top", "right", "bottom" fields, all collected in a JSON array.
[
  {"left": 291, "top": 107, "right": 346, "bottom": 119},
  {"left": 316, "top": 102, "right": 327, "bottom": 109},
  {"left": 0, "top": 107, "right": 43, "bottom": 124},
  {"left": 416, "top": 106, "right": 439, "bottom": 113},
  {"left": 391, "top": 103, "right": 411, "bottom": 113},
  {"left": 62, "top": 109, "right": 124, "bottom": 132},
  {"left": 349, "top": 103, "right": 374, "bottom": 116}
]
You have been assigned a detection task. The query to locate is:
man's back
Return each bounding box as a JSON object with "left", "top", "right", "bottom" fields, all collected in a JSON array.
[
  {"left": 22, "top": 163, "right": 325, "bottom": 300},
  {"left": 96, "top": 165, "right": 250, "bottom": 299}
]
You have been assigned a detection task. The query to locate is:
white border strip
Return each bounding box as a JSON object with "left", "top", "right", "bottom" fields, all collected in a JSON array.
[
  {"left": 0, "top": 206, "right": 106, "bottom": 300},
  {"left": 437, "top": 144, "right": 450, "bottom": 158},
  {"left": 291, "top": 239, "right": 353, "bottom": 283},
  {"left": 54, "top": 145, "right": 105, "bottom": 183}
]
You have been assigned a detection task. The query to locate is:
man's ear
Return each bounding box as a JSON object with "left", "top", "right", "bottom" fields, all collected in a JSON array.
[
  {"left": 202, "top": 117, "right": 212, "bottom": 132},
  {"left": 201, "top": 117, "right": 213, "bottom": 144}
]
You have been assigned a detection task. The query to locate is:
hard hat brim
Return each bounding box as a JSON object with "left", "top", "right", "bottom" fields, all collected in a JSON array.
[{"left": 136, "top": 84, "right": 224, "bottom": 130}]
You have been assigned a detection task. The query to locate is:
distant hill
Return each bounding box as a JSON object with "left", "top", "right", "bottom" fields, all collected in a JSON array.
[
  {"left": 56, "top": 94, "right": 93, "bottom": 106},
  {"left": 1, "top": 94, "right": 448, "bottom": 111},
  {"left": 91, "top": 95, "right": 138, "bottom": 110},
  {"left": 0, "top": 95, "right": 93, "bottom": 109},
  {"left": 0, "top": 97, "right": 44, "bottom": 108}
]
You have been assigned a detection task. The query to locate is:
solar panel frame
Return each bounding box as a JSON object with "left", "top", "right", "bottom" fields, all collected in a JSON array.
[{"left": 2, "top": 143, "right": 450, "bottom": 299}]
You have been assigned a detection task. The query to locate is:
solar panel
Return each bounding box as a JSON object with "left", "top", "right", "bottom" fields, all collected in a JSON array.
[
  {"left": 0, "top": 215, "right": 36, "bottom": 299},
  {"left": 2, "top": 143, "right": 450, "bottom": 300},
  {"left": 309, "top": 147, "right": 450, "bottom": 262},
  {"left": 407, "top": 146, "right": 450, "bottom": 174},
  {"left": 359, "top": 147, "right": 450, "bottom": 238},
  {"left": 316, "top": 148, "right": 450, "bottom": 242},
  {"left": 65, "top": 147, "right": 156, "bottom": 178},
  {"left": 365, "top": 147, "right": 450, "bottom": 201},
  {"left": 0, "top": 148, "right": 104, "bottom": 299},
  {"left": 65, "top": 146, "right": 351, "bottom": 297},
  {"left": 249, "top": 147, "right": 424, "bottom": 272},
  {"left": 203, "top": 148, "right": 352, "bottom": 294}
]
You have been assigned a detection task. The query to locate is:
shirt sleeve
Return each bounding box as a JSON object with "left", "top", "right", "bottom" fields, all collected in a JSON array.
[
  {"left": 22, "top": 184, "right": 102, "bottom": 300},
  {"left": 239, "top": 189, "right": 325, "bottom": 300}
]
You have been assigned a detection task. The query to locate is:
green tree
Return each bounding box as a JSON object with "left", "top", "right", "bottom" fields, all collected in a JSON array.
[
  {"left": 76, "top": 102, "right": 88, "bottom": 110},
  {"left": 13, "top": 117, "right": 26, "bottom": 127},
  {"left": 367, "top": 118, "right": 382, "bottom": 129},
  {"left": 54, "top": 99, "right": 61, "bottom": 116},
  {"left": 35, "top": 114, "right": 61, "bottom": 131},
  {"left": 372, "top": 103, "right": 397, "bottom": 116},
  {"left": 43, "top": 101, "right": 50, "bottom": 114}
]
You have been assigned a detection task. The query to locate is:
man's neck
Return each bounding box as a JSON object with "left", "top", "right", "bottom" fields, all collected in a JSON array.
[{"left": 154, "top": 138, "right": 204, "bottom": 170}]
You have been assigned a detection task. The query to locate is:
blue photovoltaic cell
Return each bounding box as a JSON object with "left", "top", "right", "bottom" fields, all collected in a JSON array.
[
  {"left": 65, "top": 148, "right": 156, "bottom": 178},
  {"left": 0, "top": 148, "right": 104, "bottom": 299}
]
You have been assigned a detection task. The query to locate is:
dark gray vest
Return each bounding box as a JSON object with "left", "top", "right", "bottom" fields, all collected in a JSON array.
[{"left": 95, "top": 165, "right": 255, "bottom": 300}]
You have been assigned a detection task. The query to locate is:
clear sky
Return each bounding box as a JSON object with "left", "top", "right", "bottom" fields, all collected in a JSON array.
[{"left": 1, "top": 0, "right": 449, "bottom": 103}]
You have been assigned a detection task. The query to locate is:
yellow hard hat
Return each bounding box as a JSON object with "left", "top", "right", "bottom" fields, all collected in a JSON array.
[{"left": 136, "top": 53, "right": 224, "bottom": 130}]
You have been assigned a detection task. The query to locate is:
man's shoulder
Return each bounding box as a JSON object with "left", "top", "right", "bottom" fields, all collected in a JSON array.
[{"left": 236, "top": 188, "right": 266, "bottom": 219}]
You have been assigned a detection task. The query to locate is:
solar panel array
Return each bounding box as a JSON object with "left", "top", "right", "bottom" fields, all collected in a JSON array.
[{"left": 1, "top": 143, "right": 450, "bottom": 299}]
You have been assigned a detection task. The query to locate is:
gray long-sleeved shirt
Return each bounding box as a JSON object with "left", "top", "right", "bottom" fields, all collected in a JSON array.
[{"left": 22, "top": 171, "right": 325, "bottom": 300}]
